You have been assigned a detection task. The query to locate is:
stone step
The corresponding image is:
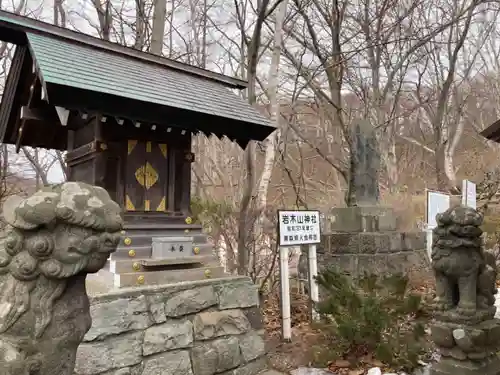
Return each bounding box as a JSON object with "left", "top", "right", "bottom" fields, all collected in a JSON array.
[
  {"left": 110, "top": 243, "right": 214, "bottom": 260},
  {"left": 108, "top": 255, "right": 219, "bottom": 273},
  {"left": 117, "top": 233, "right": 208, "bottom": 248},
  {"left": 93, "top": 266, "right": 227, "bottom": 288},
  {"left": 123, "top": 222, "right": 204, "bottom": 231},
  {"left": 110, "top": 245, "right": 152, "bottom": 259}
]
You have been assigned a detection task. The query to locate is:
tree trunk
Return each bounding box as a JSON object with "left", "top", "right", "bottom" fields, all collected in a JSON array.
[
  {"left": 134, "top": 0, "right": 146, "bottom": 50},
  {"left": 91, "top": 0, "right": 111, "bottom": 40},
  {"left": 150, "top": 0, "right": 167, "bottom": 55},
  {"left": 236, "top": 0, "right": 271, "bottom": 275},
  {"left": 435, "top": 143, "right": 449, "bottom": 191},
  {"left": 255, "top": 0, "right": 287, "bottom": 209}
]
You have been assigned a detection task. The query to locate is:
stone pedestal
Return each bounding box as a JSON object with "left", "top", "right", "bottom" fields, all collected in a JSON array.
[
  {"left": 431, "top": 319, "right": 500, "bottom": 361},
  {"left": 317, "top": 206, "right": 428, "bottom": 277},
  {"left": 430, "top": 319, "right": 500, "bottom": 375}
]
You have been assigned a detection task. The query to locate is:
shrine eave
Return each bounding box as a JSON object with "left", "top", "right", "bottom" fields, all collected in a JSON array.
[
  {"left": 480, "top": 119, "right": 500, "bottom": 143},
  {"left": 45, "top": 82, "right": 273, "bottom": 146}
]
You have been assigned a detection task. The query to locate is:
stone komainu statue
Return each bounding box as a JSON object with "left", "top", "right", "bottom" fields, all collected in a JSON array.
[
  {"left": 431, "top": 205, "right": 497, "bottom": 322},
  {"left": 429, "top": 206, "right": 500, "bottom": 373},
  {"left": 0, "top": 182, "right": 123, "bottom": 375}
]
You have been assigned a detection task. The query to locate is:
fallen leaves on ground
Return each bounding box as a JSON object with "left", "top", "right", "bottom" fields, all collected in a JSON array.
[
  {"left": 326, "top": 354, "right": 396, "bottom": 374},
  {"left": 263, "top": 289, "right": 310, "bottom": 336}
]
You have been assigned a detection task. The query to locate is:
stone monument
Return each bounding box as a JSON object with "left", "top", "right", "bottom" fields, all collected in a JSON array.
[
  {"left": 316, "top": 120, "right": 427, "bottom": 277},
  {"left": 349, "top": 119, "right": 381, "bottom": 207},
  {"left": 329, "top": 120, "right": 393, "bottom": 233},
  {"left": 430, "top": 206, "right": 500, "bottom": 375},
  {"left": 0, "top": 182, "right": 123, "bottom": 375}
]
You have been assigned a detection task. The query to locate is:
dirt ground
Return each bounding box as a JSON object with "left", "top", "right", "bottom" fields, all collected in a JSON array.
[
  {"left": 266, "top": 323, "right": 324, "bottom": 372},
  {"left": 263, "top": 291, "right": 324, "bottom": 372},
  {"left": 262, "top": 279, "right": 436, "bottom": 374}
]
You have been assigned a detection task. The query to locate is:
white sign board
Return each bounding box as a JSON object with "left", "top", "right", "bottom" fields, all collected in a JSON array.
[
  {"left": 426, "top": 190, "right": 450, "bottom": 260},
  {"left": 461, "top": 180, "right": 476, "bottom": 209},
  {"left": 278, "top": 210, "right": 321, "bottom": 247},
  {"left": 426, "top": 191, "right": 451, "bottom": 230}
]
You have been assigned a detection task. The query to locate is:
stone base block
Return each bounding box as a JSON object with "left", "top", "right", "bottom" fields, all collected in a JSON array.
[
  {"left": 108, "top": 256, "right": 219, "bottom": 274},
  {"left": 318, "top": 249, "right": 430, "bottom": 278},
  {"left": 324, "top": 206, "right": 396, "bottom": 233},
  {"left": 152, "top": 236, "right": 194, "bottom": 258},
  {"left": 431, "top": 354, "right": 500, "bottom": 375},
  {"left": 320, "top": 232, "right": 426, "bottom": 255},
  {"left": 431, "top": 319, "right": 500, "bottom": 361}
]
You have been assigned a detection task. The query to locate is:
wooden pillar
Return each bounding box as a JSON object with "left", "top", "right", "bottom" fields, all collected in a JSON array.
[
  {"left": 172, "top": 133, "right": 193, "bottom": 215},
  {"left": 167, "top": 148, "right": 176, "bottom": 212},
  {"left": 67, "top": 130, "right": 75, "bottom": 151},
  {"left": 180, "top": 150, "right": 193, "bottom": 214},
  {"left": 66, "top": 115, "right": 119, "bottom": 203},
  {"left": 93, "top": 115, "right": 106, "bottom": 188}
]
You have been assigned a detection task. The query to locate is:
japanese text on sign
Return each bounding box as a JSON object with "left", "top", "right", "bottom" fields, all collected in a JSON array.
[{"left": 278, "top": 210, "right": 321, "bottom": 246}]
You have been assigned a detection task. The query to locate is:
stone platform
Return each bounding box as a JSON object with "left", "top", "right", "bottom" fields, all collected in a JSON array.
[{"left": 77, "top": 277, "right": 267, "bottom": 375}]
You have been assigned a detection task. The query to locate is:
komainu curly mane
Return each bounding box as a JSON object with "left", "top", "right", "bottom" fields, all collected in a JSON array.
[{"left": 0, "top": 182, "right": 123, "bottom": 375}]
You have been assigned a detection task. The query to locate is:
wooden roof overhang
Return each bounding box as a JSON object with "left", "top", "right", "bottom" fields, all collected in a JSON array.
[
  {"left": 0, "top": 10, "right": 275, "bottom": 150},
  {"left": 480, "top": 119, "right": 500, "bottom": 143}
]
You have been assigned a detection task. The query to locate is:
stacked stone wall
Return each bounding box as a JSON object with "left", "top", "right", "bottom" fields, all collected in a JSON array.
[
  {"left": 319, "top": 231, "right": 430, "bottom": 277},
  {"left": 75, "top": 277, "right": 266, "bottom": 375}
]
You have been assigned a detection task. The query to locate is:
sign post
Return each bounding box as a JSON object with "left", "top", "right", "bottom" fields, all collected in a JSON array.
[
  {"left": 426, "top": 190, "right": 450, "bottom": 260},
  {"left": 461, "top": 180, "right": 476, "bottom": 209},
  {"left": 278, "top": 210, "right": 321, "bottom": 341}
]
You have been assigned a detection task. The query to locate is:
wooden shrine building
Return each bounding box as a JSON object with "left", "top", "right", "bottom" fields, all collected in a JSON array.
[{"left": 0, "top": 10, "right": 275, "bottom": 287}]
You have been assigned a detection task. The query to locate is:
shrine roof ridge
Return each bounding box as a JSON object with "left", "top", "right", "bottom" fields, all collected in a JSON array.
[{"left": 0, "top": 9, "right": 247, "bottom": 90}]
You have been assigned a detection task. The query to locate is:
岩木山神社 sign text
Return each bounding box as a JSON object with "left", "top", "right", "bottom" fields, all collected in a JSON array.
[{"left": 278, "top": 210, "right": 321, "bottom": 247}]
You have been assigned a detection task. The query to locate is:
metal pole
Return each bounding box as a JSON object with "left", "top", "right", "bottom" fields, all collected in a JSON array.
[
  {"left": 308, "top": 244, "right": 319, "bottom": 321},
  {"left": 279, "top": 246, "right": 291, "bottom": 341}
]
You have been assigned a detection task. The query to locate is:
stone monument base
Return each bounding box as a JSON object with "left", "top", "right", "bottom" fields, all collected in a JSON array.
[
  {"left": 325, "top": 206, "right": 396, "bottom": 233},
  {"left": 317, "top": 206, "right": 429, "bottom": 279}
]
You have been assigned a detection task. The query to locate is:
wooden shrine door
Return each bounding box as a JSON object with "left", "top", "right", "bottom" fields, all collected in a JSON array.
[{"left": 125, "top": 140, "right": 168, "bottom": 212}]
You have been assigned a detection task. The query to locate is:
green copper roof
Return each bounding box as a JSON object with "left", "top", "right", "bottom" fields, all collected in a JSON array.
[{"left": 27, "top": 32, "right": 271, "bottom": 127}]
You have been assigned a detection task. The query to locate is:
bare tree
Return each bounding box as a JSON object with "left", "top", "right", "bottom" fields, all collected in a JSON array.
[{"left": 410, "top": 0, "right": 493, "bottom": 190}]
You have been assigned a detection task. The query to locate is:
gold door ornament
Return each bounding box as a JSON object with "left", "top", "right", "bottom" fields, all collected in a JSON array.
[{"left": 135, "top": 162, "right": 159, "bottom": 190}]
